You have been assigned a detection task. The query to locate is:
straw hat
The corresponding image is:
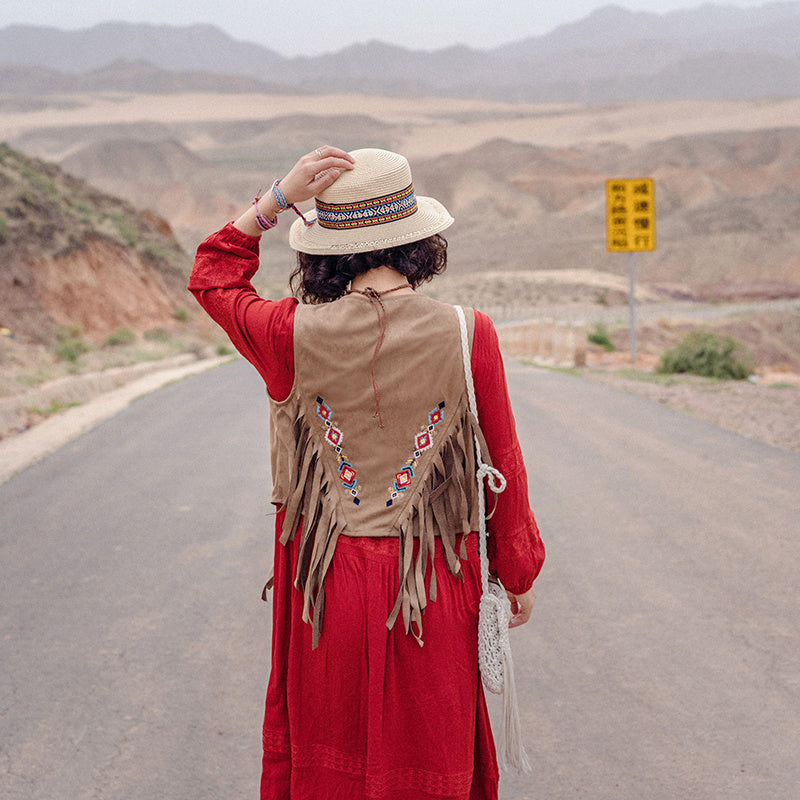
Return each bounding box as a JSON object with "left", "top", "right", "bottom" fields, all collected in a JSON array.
[{"left": 289, "top": 148, "right": 454, "bottom": 255}]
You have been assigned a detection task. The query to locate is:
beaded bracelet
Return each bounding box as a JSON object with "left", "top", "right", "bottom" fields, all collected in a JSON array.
[
  {"left": 271, "top": 179, "right": 315, "bottom": 228},
  {"left": 252, "top": 193, "right": 278, "bottom": 231}
]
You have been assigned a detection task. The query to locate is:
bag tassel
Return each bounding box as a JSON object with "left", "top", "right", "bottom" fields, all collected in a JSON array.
[{"left": 499, "top": 647, "right": 531, "bottom": 773}]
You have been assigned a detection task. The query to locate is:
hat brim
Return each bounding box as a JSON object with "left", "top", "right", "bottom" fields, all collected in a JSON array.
[{"left": 289, "top": 196, "right": 454, "bottom": 255}]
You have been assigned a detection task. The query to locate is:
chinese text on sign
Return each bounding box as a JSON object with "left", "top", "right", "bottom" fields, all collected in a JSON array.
[{"left": 606, "top": 178, "right": 655, "bottom": 252}]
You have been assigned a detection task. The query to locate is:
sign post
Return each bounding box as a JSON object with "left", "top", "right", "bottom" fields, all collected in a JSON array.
[{"left": 605, "top": 178, "right": 656, "bottom": 367}]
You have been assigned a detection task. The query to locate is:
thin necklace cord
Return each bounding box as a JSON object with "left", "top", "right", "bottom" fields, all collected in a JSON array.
[{"left": 347, "top": 283, "right": 411, "bottom": 428}]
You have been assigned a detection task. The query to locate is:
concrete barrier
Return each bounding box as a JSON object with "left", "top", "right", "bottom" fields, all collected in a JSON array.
[
  {"left": 0, "top": 353, "right": 211, "bottom": 438},
  {"left": 497, "top": 319, "right": 586, "bottom": 367}
]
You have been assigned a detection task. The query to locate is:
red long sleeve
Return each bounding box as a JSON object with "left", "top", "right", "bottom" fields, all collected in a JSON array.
[
  {"left": 471, "top": 311, "right": 544, "bottom": 595},
  {"left": 189, "top": 223, "right": 296, "bottom": 401}
]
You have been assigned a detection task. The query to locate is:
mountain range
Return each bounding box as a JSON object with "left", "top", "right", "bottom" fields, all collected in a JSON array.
[{"left": 2, "top": 3, "right": 800, "bottom": 101}]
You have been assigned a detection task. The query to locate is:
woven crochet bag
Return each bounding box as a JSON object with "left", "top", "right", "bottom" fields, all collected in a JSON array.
[
  {"left": 455, "top": 305, "right": 531, "bottom": 774},
  {"left": 479, "top": 579, "right": 513, "bottom": 693}
]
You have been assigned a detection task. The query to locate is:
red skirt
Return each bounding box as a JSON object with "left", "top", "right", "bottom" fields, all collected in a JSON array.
[{"left": 260, "top": 510, "right": 499, "bottom": 800}]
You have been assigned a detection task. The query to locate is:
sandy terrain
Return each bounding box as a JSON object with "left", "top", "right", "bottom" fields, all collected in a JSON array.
[
  {"left": 5, "top": 92, "right": 800, "bottom": 292},
  {"left": 3, "top": 94, "right": 800, "bottom": 158}
]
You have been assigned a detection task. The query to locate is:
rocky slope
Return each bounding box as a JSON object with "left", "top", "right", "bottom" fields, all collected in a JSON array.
[{"left": 0, "top": 143, "right": 191, "bottom": 344}]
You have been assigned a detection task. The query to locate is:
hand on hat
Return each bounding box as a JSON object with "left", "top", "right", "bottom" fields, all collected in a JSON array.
[
  {"left": 278, "top": 146, "right": 355, "bottom": 206},
  {"left": 233, "top": 146, "right": 355, "bottom": 237}
]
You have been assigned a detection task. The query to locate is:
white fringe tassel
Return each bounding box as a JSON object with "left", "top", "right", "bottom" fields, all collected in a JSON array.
[{"left": 499, "top": 646, "right": 531, "bottom": 774}]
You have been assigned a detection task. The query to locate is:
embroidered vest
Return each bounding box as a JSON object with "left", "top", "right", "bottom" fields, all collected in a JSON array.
[{"left": 269, "top": 292, "right": 487, "bottom": 647}]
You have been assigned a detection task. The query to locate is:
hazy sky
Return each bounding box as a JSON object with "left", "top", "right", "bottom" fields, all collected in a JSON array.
[{"left": 0, "top": 0, "right": 780, "bottom": 56}]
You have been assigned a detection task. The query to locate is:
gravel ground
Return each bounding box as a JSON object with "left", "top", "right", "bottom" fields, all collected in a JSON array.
[{"left": 581, "top": 366, "right": 800, "bottom": 455}]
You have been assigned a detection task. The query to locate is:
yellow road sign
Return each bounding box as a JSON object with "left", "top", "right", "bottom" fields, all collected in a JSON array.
[{"left": 606, "top": 178, "right": 655, "bottom": 252}]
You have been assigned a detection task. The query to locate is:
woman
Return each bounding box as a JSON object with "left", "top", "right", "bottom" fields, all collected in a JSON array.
[{"left": 189, "top": 146, "right": 544, "bottom": 800}]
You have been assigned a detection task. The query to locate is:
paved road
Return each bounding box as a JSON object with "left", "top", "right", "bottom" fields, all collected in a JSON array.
[
  {"left": 1, "top": 359, "right": 798, "bottom": 799},
  {"left": 497, "top": 362, "right": 799, "bottom": 800},
  {"left": 1, "top": 362, "right": 274, "bottom": 799}
]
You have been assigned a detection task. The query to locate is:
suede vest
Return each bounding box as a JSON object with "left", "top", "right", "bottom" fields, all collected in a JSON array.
[{"left": 268, "top": 292, "right": 486, "bottom": 647}]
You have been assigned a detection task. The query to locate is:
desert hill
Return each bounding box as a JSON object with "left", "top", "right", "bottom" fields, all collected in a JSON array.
[
  {"left": 0, "top": 60, "right": 292, "bottom": 97},
  {"left": 0, "top": 143, "right": 190, "bottom": 343},
  {"left": 14, "top": 107, "right": 797, "bottom": 302},
  {"left": 0, "top": 79, "right": 798, "bottom": 379},
  {"left": 62, "top": 138, "right": 205, "bottom": 186},
  {"left": 415, "top": 129, "right": 800, "bottom": 297}
]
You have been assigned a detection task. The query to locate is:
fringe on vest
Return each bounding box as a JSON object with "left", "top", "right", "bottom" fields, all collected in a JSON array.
[
  {"left": 385, "top": 406, "right": 488, "bottom": 646},
  {"left": 278, "top": 402, "right": 348, "bottom": 649},
  {"left": 275, "top": 397, "right": 490, "bottom": 649}
]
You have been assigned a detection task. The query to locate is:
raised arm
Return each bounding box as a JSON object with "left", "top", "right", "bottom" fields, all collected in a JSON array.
[{"left": 188, "top": 147, "right": 354, "bottom": 399}]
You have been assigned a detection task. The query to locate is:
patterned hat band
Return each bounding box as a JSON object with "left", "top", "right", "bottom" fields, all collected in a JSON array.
[
  {"left": 290, "top": 149, "right": 453, "bottom": 254},
  {"left": 315, "top": 184, "right": 418, "bottom": 230}
]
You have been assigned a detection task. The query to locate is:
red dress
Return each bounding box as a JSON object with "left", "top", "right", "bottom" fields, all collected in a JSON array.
[{"left": 190, "top": 224, "right": 545, "bottom": 800}]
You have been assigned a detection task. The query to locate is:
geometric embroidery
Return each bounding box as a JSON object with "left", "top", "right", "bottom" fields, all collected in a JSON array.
[
  {"left": 316, "top": 396, "right": 361, "bottom": 505},
  {"left": 386, "top": 401, "right": 446, "bottom": 507},
  {"left": 316, "top": 183, "right": 417, "bottom": 231}
]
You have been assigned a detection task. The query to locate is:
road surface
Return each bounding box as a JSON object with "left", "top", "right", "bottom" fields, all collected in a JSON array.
[{"left": 1, "top": 358, "right": 798, "bottom": 799}]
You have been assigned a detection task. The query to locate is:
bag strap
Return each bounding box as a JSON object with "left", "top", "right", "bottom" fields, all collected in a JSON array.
[
  {"left": 454, "top": 305, "right": 506, "bottom": 596},
  {"left": 455, "top": 305, "right": 532, "bottom": 775}
]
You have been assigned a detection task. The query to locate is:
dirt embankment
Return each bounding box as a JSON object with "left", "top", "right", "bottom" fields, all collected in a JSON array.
[
  {"left": 0, "top": 143, "right": 192, "bottom": 345},
  {"left": 9, "top": 237, "right": 186, "bottom": 341},
  {"left": 0, "top": 142, "right": 222, "bottom": 443}
]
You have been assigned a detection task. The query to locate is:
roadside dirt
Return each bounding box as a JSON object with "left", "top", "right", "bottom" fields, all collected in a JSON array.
[
  {"left": 581, "top": 351, "right": 800, "bottom": 455},
  {"left": 2, "top": 277, "right": 798, "bottom": 465},
  {"left": 0, "top": 353, "right": 230, "bottom": 485}
]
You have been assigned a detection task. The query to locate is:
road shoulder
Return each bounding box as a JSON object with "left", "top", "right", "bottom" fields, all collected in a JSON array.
[{"left": 0, "top": 355, "right": 231, "bottom": 485}]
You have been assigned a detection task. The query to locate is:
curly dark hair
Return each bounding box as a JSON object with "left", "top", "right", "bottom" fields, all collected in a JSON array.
[{"left": 290, "top": 234, "right": 448, "bottom": 304}]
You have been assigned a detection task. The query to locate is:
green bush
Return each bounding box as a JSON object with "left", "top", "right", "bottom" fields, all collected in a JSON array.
[
  {"left": 28, "top": 399, "right": 82, "bottom": 417},
  {"left": 74, "top": 201, "right": 95, "bottom": 224},
  {"left": 587, "top": 323, "right": 615, "bottom": 351},
  {"left": 172, "top": 307, "right": 190, "bottom": 322},
  {"left": 140, "top": 242, "right": 173, "bottom": 263},
  {"left": 54, "top": 326, "right": 89, "bottom": 363},
  {"left": 110, "top": 212, "right": 139, "bottom": 247},
  {"left": 144, "top": 327, "right": 170, "bottom": 343},
  {"left": 103, "top": 327, "right": 136, "bottom": 347},
  {"left": 657, "top": 331, "right": 755, "bottom": 380}
]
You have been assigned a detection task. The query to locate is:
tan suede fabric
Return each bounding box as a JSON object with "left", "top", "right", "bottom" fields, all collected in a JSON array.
[{"left": 269, "top": 293, "right": 484, "bottom": 646}]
